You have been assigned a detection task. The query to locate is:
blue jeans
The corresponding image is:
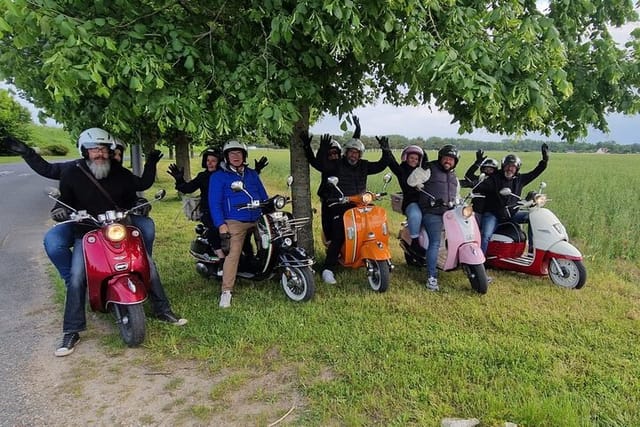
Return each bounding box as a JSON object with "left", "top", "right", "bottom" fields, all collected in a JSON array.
[
  {"left": 481, "top": 211, "right": 530, "bottom": 253},
  {"left": 63, "top": 237, "right": 171, "bottom": 333},
  {"left": 43, "top": 216, "right": 156, "bottom": 285},
  {"left": 405, "top": 202, "right": 422, "bottom": 238},
  {"left": 422, "top": 213, "right": 444, "bottom": 278}
]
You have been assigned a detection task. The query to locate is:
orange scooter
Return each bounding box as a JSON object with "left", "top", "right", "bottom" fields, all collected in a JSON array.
[{"left": 324, "top": 174, "right": 394, "bottom": 292}]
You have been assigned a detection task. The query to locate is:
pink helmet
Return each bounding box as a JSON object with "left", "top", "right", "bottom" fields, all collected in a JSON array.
[{"left": 401, "top": 145, "right": 423, "bottom": 163}]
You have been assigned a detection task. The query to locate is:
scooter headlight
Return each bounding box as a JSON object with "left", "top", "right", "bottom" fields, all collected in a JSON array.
[
  {"left": 274, "top": 196, "right": 287, "bottom": 210},
  {"left": 105, "top": 224, "right": 127, "bottom": 242},
  {"left": 462, "top": 206, "right": 474, "bottom": 219},
  {"left": 361, "top": 192, "right": 373, "bottom": 204},
  {"left": 534, "top": 194, "right": 547, "bottom": 207}
]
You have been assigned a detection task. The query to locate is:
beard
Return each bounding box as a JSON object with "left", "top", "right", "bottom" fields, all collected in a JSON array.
[{"left": 87, "top": 159, "right": 111, "bottom": 179}]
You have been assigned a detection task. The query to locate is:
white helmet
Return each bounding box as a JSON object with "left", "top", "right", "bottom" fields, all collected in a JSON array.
[
  {"left": 114, "top": 138, "right": 127, "bottom": 153},
  {"left": 342, "top": 138, "right": 365, "bottom": 157},
  {"left": 77, "top": 127, "right": 115, "bottom": 157},
  {"left": 223, "top": 139, "right": 248, "bottom": 163}
]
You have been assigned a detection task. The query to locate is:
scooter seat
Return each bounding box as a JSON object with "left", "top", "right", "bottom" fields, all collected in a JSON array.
[{"left": 491, "top": 222, "right": 526, "bottom": 243}]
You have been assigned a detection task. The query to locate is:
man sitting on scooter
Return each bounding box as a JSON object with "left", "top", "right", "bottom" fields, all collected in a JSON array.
[
  {"left": 208, "top": 140, "right": 268, "bottom": 308},
  {"left": 314, "top": 134, "right": 393, "bottom": 285},
  {"left": 474, "top": 144, "right": 550, "bottom": 254},
  {"left": 302, "top": 116, "right": 359, "bottom": 241},
  {"left": 1, "top": 134, "right": 162, "bottom": 304},
  {"left": 414, "top": 145, "right": 461, "bottom": 292},
  {"left": 388, "top": 144, "right": 430, "bottom": 256},
  {"left": 51, "top": 128, "right": 187, "bottom": 357}
]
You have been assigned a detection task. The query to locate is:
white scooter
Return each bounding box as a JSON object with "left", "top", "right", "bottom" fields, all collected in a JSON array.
[{"left": 485, "top": 182, "right": 586, "bottom": 289}]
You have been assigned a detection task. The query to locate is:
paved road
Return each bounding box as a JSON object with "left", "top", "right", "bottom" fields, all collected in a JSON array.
[{"left": 0, "top": 161, "right": 59, "bottom": 426}]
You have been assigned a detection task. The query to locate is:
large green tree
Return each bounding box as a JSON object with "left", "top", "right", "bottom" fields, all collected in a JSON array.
[{"left": 1, "top": 0, "right": 638, "bottom": 251}]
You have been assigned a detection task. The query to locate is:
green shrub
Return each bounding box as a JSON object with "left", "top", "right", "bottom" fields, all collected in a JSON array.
[{"left": 40, "top": 143, "right": 69, "bottom": 156}]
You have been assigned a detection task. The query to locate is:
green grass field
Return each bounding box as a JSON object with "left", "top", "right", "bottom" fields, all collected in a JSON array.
[{"left": 114, "top": 149, "right": 640, "bottom": 426}]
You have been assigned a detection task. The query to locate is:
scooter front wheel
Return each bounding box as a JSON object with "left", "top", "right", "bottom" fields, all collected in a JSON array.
[
  {"left": 462, "top": 263, "right": 489, "bottom": 294},
  {"left": 112, "top": 303, "right": 146, "bottom": 347},
  {"left": 367, "top": 260, "right": 390, "bottom": 293},
  {"left": 548, "top": 258, "right": 586, "bottom": 289},
  {"left": 281, "top": 266, "right": 315, "bottom": 302}
]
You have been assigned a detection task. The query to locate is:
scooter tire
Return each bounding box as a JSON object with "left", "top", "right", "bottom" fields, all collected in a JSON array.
[
  {"left": 112, "top": 303, "right": 146, "bottom": 347},
  {"left": 548, "top": 258, "right": 587, "bottom": 289},
  {"left": 281, "top": 266, "right": 315, "bottom": 302},
  {"left": 368, "top": 260, "right": 390, "bottom": 293},
  {"left": 462, "top": 263, "right": 489, "bottom": 295}
]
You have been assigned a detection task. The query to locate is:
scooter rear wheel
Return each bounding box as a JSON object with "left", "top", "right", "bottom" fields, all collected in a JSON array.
[
  {"left": 548, "top": 258, "right": 587, "bottom": 289},
  {"left": 112, "top": 303, "right": 146, "bottom": 347},
  {"left": 367, "top": 260, "right": 390, "bottom": 293},
  {"left": 281, "top": 266, "right": 315, "bottom": 302}
]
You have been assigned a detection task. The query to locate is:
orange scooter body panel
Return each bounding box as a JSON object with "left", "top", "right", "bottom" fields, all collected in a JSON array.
[{"left": 340, "top": 205, "right": 391, "bottom": 268}]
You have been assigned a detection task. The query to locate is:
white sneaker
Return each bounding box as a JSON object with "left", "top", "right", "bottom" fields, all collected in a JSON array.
[
  {"left": 321, "top": 269, "right": 337, "bottom": 284},
  {"left": 426, "top": 276, "right": 439, "bottom": 291},
  {"left": 219, "top": 290, "right": 232, "bottom": 308}
]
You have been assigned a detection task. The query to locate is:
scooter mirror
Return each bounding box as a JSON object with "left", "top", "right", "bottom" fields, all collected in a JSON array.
[
  {"left": 478, "top": 173, "right": 486, "bottom": 182},
  {"left": 539, "top": 182, "right": 547, "bottom": 190},
  {"left": 286, "top": 175, "right": 294, "bottom": 188},
  {"left": 45, "top": 187, "right": 60, "bottom": 198},
  {"left": 154, "top": 189, "right": 166, "bottom": 200},
  {"left": 499, "top": 187, "right": 512, "bottom": 196},
  {"left": 327, "top": 176, "right": 339, "bottom": 187},
  {"left": 383, "top": 173, "right": 392, "bottom": 184},
  {"left": 231, "top": 181, "right": 245, "bottom": 192}
]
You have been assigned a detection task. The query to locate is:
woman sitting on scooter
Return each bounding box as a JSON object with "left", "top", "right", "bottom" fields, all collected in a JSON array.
[{"left": 388, "top": 144, "right": 429, "bottom": 255}]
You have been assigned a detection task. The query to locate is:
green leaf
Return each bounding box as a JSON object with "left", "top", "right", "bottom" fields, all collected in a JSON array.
[
  {"left": 0, "top": 17, "right": 12, "bottom": 32},
  {"left": 184, "top": 55, "right": 194, "bottom": 70},
  {"left": 262, "top": 107, "right": 273, "bottom": 119}
]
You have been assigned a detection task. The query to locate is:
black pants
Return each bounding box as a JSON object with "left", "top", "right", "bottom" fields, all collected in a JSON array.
[
  {"left": 202, "top": 212, "right": 221, "bottom": 250},
  {"left": 322, "top": 204, "right": 353, "bottom": 270}
]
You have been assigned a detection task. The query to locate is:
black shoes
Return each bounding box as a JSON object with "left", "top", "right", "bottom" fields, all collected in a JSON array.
[
  {"left": 55, "top": 332, "right": 80, "bottom": 357},
  {"left": 410, "top": 238, "right": 426, "bottom": 256},
  {"left": 156, "top": 311, "right": 188, "bottom": 326}
]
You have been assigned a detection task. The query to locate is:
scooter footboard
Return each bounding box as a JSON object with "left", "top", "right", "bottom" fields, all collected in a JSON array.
[{"left": 104, "top": 275, "right": 148, "bottom": 309}]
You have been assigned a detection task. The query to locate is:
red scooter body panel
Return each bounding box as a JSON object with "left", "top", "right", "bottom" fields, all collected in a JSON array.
[
  {"left": 84, "top": 226, "right": 151, "bottom": 312},
  {"left": 487, "top": 241, "right": 526, "bottom": 259},
  {"left": 105, "top": 275, "right": 148, "bottom": 307}
]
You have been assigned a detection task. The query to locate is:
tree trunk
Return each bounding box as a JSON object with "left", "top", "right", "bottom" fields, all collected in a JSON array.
[
  {"left": 290, "top": 107, "right": 314, "bottom": 257},
  {"left": 174, "top": 131, "right": 192, "bottom": 182}
]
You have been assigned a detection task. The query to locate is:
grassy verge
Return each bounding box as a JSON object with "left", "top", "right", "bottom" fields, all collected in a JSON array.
[{"left": 61, "top": 150, "right": 640, "bottom": 425}]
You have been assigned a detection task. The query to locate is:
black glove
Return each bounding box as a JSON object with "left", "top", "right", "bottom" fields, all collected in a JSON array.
[
  {"left": 376, "top": 136, "right": 390, "bottom": 151},
  {"left": 167, "top": 163, "right": 184, "bottom": 182},
  {"left": 320, "top": 133, "right": 331, "bottom": 148},
  {"left": 541, "top": 143, "right": 549, "bottom": 162},
  {"left": 131, "top": 197, "right": 151, "bottom": 216},
  {"left": 2, "top": 136, "right": 33, "bottom": 156},
  {"left": 254, "top": 156, "right": 269, "bottom": 174},
  {"left": 146, "top": 149, "right": 163, "bottom": 165},
  {"left": 51, "top": 207, "right": 70, "bottom": 222},
  {"left": 421, "top": 149, "right": 429, "bottom": 168},
  {"left": 475, "top": 149, "right": 486, "bottom": 164},
  {"left": 220, "top": 232, "right": 231, "bottom": 255},
  {"left": 352, "top": 115, "right": 361, "bottom": 139},
  {"left": 300, "top": 131, "right": 313, "bottom": 148}
]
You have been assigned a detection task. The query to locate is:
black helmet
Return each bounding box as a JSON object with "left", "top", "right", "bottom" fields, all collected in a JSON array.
[
  {"left": 201, "top": 146, "right": 222, "bottom": 169},
  {"left": 501, "top": 154, "right": 522, "bottom": 172},
  {"left": 480, "top": 158, "right": 499, "bottom": 172},
  {"left": 437, "top": 144, "right": 459, "bottom": 168}
]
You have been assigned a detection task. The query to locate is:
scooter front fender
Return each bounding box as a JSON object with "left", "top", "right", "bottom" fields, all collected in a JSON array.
[
  {"left": 105, "top": 275, "right": 148, "bottom": 308},
  {"left": 359, "top": 241, "right": 392, "bottom": 262},
  {"left": 545, "top": 240, "right": 583, "bottom": 260},
  {"left": 443, "top": 242, "right": 485, "bottom": 270}
]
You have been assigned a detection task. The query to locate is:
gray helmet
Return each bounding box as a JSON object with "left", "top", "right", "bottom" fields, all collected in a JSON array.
[
  {"left": 223, "top": 140, "right": 248, "bottom": 163},
  {"left": 501, "top": 154, "right": 522, "bottom": 172},
  {"left": 342, "top": 138, "right": 365, "bottom": 157},
  {"left": 480, "top": 158, "right": 499, "bottom": 171},
  {"left": 77, "top": 127, "right": 115, "bottom": 158}
]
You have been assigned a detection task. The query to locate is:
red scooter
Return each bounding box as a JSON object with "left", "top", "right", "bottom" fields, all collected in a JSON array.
[{"left": 48, "top": 189, "right": 166, "bottom": 347}]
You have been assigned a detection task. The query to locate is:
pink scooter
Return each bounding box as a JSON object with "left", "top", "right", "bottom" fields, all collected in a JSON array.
[{"left": 399, "top": 171, "right": 489, "bottom": 293}]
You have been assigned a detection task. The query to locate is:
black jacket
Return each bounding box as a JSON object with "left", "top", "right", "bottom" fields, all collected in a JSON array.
[
  {"left": 475, "top": 160, "right": 547, "bottom": 220},
  {"left": 315, "top": 151, "right": 392, "bottom": 199},
  {"left": 388, "top": 155, "right": 420, "bottom": 212},
  {"left": 23, "top": 151, "right": 156, "bottom": 191}
]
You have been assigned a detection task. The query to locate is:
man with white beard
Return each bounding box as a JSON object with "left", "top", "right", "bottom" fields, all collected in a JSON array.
[{"left": 52, "top": 128, "right": 186, "bottom": 357}]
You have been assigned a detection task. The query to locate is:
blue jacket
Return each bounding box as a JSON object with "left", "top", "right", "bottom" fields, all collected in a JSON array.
[{"left": 208, "top": 166, "right": 268, "bottom": 227}]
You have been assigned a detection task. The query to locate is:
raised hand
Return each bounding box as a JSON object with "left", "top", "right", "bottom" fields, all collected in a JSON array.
[
  {"left": 167, "top": 163, "right": 184, "bottom": 181},
  {"left": 376, "top": 136, "right": 390, "bottom": 151},
  {"left": 352, "top": 115, "right": 361, "bottom": 139},
  {"left": 146, "top": 149, "right": 164, "bottom": 165},
  {"left": 541, "top": 143, "right": 549, "bottom": 162},
  {"left": 320, "top": 133, "right": 331, "bottom": 148},
  {"left": 1, "top": 136, "right": 33, "bottom": 156},
  {"left": 300, "top": 131, "right": 313, "bottom": 148},
  {"left": 254, "top": 156, "right": 269, "bottom": 174},
  {"left": 475, "top": 149, "right": 486, "bottom": 164}
]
